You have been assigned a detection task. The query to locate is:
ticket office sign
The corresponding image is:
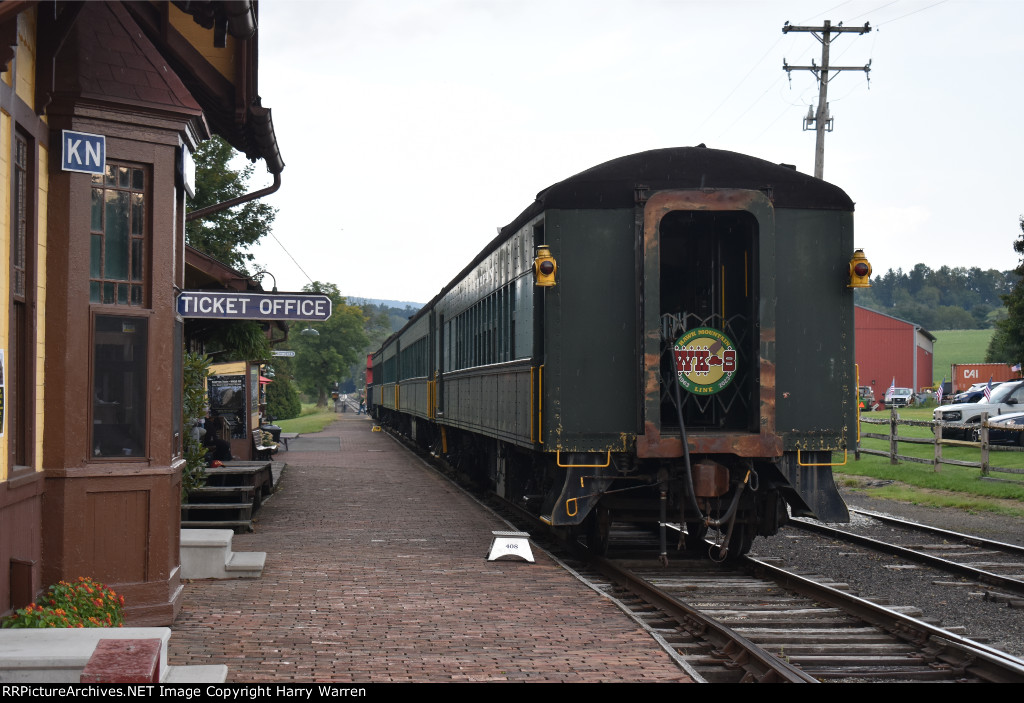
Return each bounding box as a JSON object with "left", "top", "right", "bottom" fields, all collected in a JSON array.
[
  {"left": 177, "top": 292, "right": 332, "bottom": 321},
  {"left": 673, "top": 327, "right": 738, "bottom": 395}
]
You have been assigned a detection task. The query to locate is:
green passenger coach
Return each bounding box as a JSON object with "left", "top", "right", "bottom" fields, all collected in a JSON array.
[{"left": 369, "top": 145, "right": 865, "bottom": 560}]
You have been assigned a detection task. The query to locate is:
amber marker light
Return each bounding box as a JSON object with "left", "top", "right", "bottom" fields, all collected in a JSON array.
[
  {"left": 534, "top": 245, "right": 557, "bottom": 287},
  {"left": 848, "top": 249, "right": 872, "bottom": 288}
]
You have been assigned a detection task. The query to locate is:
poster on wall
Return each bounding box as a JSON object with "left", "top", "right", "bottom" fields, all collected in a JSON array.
[
  {"left": 208, "top": 374, "right": 247, "bottom": 439},
  {"left": 0, "top": 349, "right": 5, "bottom": 438}
]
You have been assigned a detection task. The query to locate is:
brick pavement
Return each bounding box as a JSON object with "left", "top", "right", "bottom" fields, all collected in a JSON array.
[{"left": 168, "top": 414, "right": 691, "bottom": 682}]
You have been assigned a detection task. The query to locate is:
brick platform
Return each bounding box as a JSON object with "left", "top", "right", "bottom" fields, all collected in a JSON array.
[{"left": 168, "top": 414, "right": 691, "bottom": 682}]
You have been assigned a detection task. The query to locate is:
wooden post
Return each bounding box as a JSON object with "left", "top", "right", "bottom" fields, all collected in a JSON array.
[
  {"left": 933, "top": 419, "right": 942, "bottom": 472},
  {"left": 980, "top": 412, "right": 990, "bottom": 477},
  {"left": 890, "top": 407, "right": 898, "bottom": 465}
]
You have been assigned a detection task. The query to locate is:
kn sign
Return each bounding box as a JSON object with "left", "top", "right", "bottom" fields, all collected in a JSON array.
[
  {"left": 62, "top": 130, "right": 105, "bottom": 175},
  {"left": 177, "top": 292, "right": 332, "bottom": 321}
]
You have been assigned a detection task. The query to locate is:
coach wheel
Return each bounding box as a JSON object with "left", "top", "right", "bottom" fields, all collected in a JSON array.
[
  {"left": 585, "top": 505, "right": 612, "bottom": 556},
  {"left": 726, "top": 523, "right": 755, "bottom": 560}
]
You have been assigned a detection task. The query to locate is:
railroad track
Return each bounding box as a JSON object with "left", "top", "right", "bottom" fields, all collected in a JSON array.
[
  {"left": 606, "top": 524, "right": 1024, "bottom": 682},
  {"left": 787, "top": 509, "right": 1024, "bottom": 602}
]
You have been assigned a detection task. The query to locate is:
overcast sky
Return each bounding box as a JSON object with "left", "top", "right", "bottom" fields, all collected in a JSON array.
[{"left": 242, "top": 0, "right": 1024, "bottom": 303}]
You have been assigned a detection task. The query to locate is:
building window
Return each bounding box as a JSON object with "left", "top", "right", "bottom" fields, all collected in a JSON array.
[
  {"left": 92, "top": 316, "right": 148, "bottom": 458},
  {"left": 8, "top": 131, "right": 32, "bottom": 469},
  {"left": 90, "top": 163, "right": 147, "bottom": 305}
]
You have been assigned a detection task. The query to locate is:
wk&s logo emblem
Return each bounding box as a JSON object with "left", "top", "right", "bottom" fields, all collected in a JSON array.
[{"left": 673, "top": 327, "right": 738, "bottom": 395}]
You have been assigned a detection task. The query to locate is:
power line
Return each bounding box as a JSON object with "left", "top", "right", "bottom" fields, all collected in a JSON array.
[
  {"left": 877, "top": 0, "right": 950, "bottom": 26},
  {"left": 849, "top": 0, "right": 899, "bottom": 22},
  {"left": 696, "top": 36, "right": 785, "bottom": 133},
  {"left": 268, "top": 231, "right": 316, "bottom": 288}
]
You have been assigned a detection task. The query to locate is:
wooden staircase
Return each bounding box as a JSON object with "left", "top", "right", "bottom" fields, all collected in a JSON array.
[{"left": 181, "top": 461, "right": 273, "bottom": 533}]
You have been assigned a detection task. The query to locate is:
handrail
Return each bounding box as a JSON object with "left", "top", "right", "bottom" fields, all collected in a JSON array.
[
  {"left": 538, "top": 364, "right": 544, "bottom": 445},
  {"left": 530, "top": 366, "right": 535, "bottom": 443}
]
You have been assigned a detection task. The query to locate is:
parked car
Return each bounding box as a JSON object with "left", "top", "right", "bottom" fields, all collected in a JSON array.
[
  {"left": 934, "top": 380, "right": 1024, "bottom": 440},
  {"left": 951, "top": 381, "right": 1002, "bottom": 405},
  {"left": 973, "top": 411, "right": 1024, "bottom": 445},
  {"left": 884, "top": 386, "right": 914, "bottom": 408}
]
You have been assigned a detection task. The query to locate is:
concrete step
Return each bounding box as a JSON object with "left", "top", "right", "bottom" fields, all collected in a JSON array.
[
  {"left": 0, "top": 628, "right": 226, "bottom": 683},
  {"left": 181, "top": 528, "right": 266, "bottom": 579}
]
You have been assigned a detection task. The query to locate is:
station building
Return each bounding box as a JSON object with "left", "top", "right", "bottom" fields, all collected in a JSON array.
[{"left": 0, "top": 1, "right": 282, "bottom": 624}]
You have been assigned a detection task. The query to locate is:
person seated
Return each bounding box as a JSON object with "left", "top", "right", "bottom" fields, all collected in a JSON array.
[{"left": 203, "top": 410, "right": 233, "bottom": 462}]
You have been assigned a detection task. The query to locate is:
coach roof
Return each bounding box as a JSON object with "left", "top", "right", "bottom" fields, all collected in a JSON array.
[{"left": 500, "top": 145, "right": 854, "bottom": 238}]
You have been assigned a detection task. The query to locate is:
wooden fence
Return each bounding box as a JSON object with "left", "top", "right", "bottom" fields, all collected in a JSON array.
[{"left": 859, "top": 409, "right": 1024, "bottom": 480}]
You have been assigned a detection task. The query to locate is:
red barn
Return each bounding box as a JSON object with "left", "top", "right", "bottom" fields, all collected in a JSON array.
[{"left": 855, "top": 306, "right": 935, "bottom": 403}]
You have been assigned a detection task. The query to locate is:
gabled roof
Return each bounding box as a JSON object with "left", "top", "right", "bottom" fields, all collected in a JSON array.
[
  {"left": 856, "top": 305, "right": 937, "bottom": 342},
  {"left": 124, "top": 1, "right": 283, "bottom": 173},
  {"left": 0, "top": 1, "right": 283, "bottom": 173}
]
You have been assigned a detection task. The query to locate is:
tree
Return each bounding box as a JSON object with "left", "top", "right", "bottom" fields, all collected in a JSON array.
[
  {"left": 293, "top": 282, "right": 370, "bottom": 407},
  {"left": 186, "top": 135, "right": 276, "bottom": 272},
  {"left": 987, "top": 217, "right": 1024, "bottom": 364}
]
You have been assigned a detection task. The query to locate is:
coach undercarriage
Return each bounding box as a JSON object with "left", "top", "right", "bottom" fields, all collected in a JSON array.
[{"left": 372, "top": 403, "right": 842, "bottom": 561}]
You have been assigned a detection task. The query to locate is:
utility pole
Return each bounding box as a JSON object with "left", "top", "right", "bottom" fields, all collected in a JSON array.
[{"left": 782, "top": 20, "right": 872, "bottom": 179}]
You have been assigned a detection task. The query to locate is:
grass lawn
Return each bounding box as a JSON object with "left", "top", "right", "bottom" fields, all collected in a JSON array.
[
  {"left": 845, "top": 405, "right": 1024, "bottom": 516},
  {"left": 931, "top": 329, "right": 995, "bottom": 387},
  {"left": 276, "top": 404, "right": 338, "bottom": 434}
]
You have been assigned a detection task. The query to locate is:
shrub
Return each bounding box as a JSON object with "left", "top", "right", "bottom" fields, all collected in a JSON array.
[
  {"left": 266, "top": 375, "right": 302, "bottom": 420},
  {"left": 2, "top": 577, "right": 125, "bottom": 628},
  {"left": 182, "top": 350, "right": 211, "bottom": 497}
]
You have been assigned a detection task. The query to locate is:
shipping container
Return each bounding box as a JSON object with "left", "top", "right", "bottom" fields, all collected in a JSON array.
[{"left": 951, "top": 363, "right": 1016, "bottom": 392}]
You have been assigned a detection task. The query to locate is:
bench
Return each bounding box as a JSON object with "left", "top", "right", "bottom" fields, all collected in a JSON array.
[{"left": 252, "top": 429, "right": 277, "bottom": 461}]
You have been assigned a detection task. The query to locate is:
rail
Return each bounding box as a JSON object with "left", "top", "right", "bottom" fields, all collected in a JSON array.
[{"left": 858, "top": 408, "right": 1024, "bottom": 480}]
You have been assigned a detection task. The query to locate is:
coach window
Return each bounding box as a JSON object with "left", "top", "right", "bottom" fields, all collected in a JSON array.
[
  {"left": 92, "top": 315, "right": 148, "bottom": 458},
  {"left": 90, "top": 163, "right": 148, "bottom": 306}
]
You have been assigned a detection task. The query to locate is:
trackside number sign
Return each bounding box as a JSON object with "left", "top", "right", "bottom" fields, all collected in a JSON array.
[
  {"left": 61, "top": 130, "right": 105, "bottom": 175},
  {"left": 177, "top": 292, "right": 332, "bottom": 321},
  {"left": 673, "top": 327, "right": 738, "bottom": 395}
]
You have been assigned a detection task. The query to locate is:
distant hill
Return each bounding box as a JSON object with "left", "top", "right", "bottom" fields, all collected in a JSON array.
[
  {"left": 349, "top": 299, "right": 424, "bottom": 335},
  {"left": 346, "top": 297, "right": 424, "bottom": 310}
]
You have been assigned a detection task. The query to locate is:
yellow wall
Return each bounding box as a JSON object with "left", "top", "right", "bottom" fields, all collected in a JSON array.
[
  {"left": 210, "top": 361, "right": 247, "bottom": 377},
  {"left": 0, "top": 110, "right": 9, "bottom": 482},
  {"left": 0, "top": 6, "right": 45, "bottom": 480},
  {"left": 168, "top": 5, "right": 237, "bottom": 82},
  {"left": 15, "top": 9, "right": 36, "bottom": 108}
]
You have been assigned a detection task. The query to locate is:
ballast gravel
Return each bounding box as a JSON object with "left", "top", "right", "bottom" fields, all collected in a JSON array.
[{"left": 747, "top": 485, "right": 1024, "bottom": 660}]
